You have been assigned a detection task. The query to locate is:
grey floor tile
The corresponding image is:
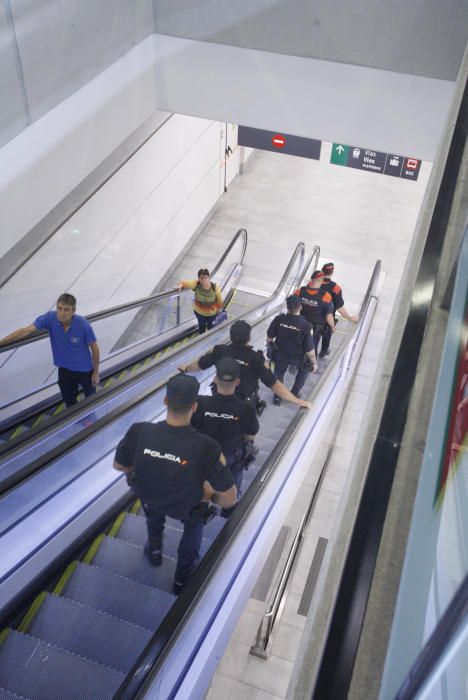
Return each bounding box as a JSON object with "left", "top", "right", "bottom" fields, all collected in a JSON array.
[
  {"left": 217, "top": 641, "right": 251, "bottom": 680},
  {"left": 270, "top": 621, "right": 304, "bottom": 663},
  {"left": 206, "top": 673, "right": 237, "bottom": 700},
  {"left": 243, "top": 653, "right": 294, "bottom": 697},
  {"left": 278, "top": 593, "right": 306, "bottom": 630},
  {"left": 321, "top": 466, "right": 348, "bottom": 494},
  {"left": 227, "top": 680, "right": 261, "bottom": 699},
  {"left": 256, "top": 691, "right": 284, "bottom": 700}
]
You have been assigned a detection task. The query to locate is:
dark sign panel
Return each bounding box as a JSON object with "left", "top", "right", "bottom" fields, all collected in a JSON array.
[
  {"left": 347, "top": 147, "right": 387, "bottom": 174},
  {"left": 400, "top": 157, "right": 422, "bottom": 180},
  {"left": 384, "top": 154, "right": 404, "bottom": 177},
  {"left": 330, "top": 143, "right": 421, "bottom": 181},
  {"left": 238, "top": 126, "right": 321, "bottom": 160}
]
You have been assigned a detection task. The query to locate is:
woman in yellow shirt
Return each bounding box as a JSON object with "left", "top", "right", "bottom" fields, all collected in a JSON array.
[{"left": 178, "top": 268, "right": 223, "bottom": 334}]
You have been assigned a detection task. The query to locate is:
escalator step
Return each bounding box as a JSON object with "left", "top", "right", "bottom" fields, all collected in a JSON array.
[
  {"left": 31, "top": 414, "right": 48, "bottom": 429},
  {"left": 62, "top": 563, "right": 174, "bottom": 630},
  {"left": 115, "top": 512, "right": 214, "bottom": 557},
  {"left": 255, "top": 434, "right": 277, "bottom": 453},
  {"left": 91, "top": 536, "right": 177, "bottom": 592},
  {"left": 9, "top": 425, "right": 28, "bottom": 440},
  {"left": 0, "top": 689, "right": 29, "bottom": 700},
  {"left": 259, "top": 425, "right": 284, "bottom": 441},
  {"left": 134, "top": 512, "right": 226, "bottom": 542},
  {"left": 52, "top": 403, "right": 66, "bottom": 417},
  {"left": 27, "top": 594, "right": 152, "bottom": 673},
  {"left": 0, "top": 630, "right": 125, "bottom": 700}
]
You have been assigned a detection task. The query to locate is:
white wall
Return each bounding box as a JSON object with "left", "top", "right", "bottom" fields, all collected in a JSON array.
[
  {"left": 0, "top": 36, "right": 159, "bottom": 260},
  {"left": 0, "top": 112, "right": 226, "bottom": 403}
]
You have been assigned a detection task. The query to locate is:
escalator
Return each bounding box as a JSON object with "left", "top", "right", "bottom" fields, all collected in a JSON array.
[
  {"left": 0, "top": 228, "right": 249, "bottom": 446},
  {"left": 0, "top": 230, "right": 263, "bottom": 491},
  {"left": 0, "top": 248, "right": 380, "bottom": 699}
]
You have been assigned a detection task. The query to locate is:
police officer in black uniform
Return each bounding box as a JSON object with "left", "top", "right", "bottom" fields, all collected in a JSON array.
[
  {"left": 266, "top": 295, "right": 317, "bottom": 405},
  {"left": 113, "top": 374, "right": 236, "bottom": 594},
  {"left": 191, "top": 357, "right": 259, "bottom": 514},
  {"left": 319, "top": 262, "right": 359, "bottom": 357},
  {"left": 294, "top": 270, "right": 335, "bottom": 354},
  {"left": 181, "top": 320, "right": 311, "bottom": 410}
]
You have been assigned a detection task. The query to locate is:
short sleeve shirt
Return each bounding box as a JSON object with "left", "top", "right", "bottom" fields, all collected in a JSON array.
[
  {"left": 267, "top": 313, "right": 314, "bottom": 360},
  {"left": 191, "top": 394, "right": 259, "bottom": 454},
  {"left": 115, "top": 421, "right": 234, "bottom": 519},
  {"left": 198, "top": 344, "right": 276, "bottom": 398},
  {"left": 295, "top": 287, "right": 333, "bottom": 326},
  {"left": 321, "top": 280, "right": 344, "bottom": 311},
  {"left": 34, "top": 311, "right": 96, "bottom": 371}
]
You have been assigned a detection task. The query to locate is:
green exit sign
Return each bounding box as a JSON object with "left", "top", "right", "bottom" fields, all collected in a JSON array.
[{"left": 331, "top": 143, "right": 349, "bottom": 165}]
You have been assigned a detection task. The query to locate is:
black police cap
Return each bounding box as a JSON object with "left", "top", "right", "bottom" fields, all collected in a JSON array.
[
  {"left": 286, "top": 295, "right": 302, "bottom": 310},
  {"left": 216, "top": 357, "right": 240, "bottom": 382},
  {"left": 230, "top": 320, "right": 251, "bottom": 344},
  {"left": 167, "top": 374, "right": 199, "bottom": 405}
]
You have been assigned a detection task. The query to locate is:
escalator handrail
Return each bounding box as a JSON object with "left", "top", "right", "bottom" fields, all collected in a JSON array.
[
  {"left": 117, "top": 258, "right": 382, "bottom": 699},
  {"left": 0, "top": 228, "right": 248, "bottom": 354},
  {"left": 0, "top": 243, "right": 308, "bottom": 495},
  {"left": 0, "top": 252, "right": 242, "bottom": 417}
]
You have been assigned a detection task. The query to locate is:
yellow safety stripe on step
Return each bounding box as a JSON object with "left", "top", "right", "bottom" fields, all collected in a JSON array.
[
  {"left": 32, "top": 413, "right": 47, "bottom": 428},
  {"left": 118, "top": 371, "right": 128, "bottom": 380},
  {"left": 0, "top": 629, "right": 10, "bottom": 646},
  {"left": 104, "top": 378, "right": 113, "bottom": 387},
  {"left": 130, "top": 363, "right": 140, "bottom": 374},
  {"left": 18, "top": 591, "right": 48, "bottom": 633},
  {"left": 83, "top": 534, "right": 105, "bottom": 564},
  {"left": 108, "top": 512, "right": 126, "bottom": 537},
  {"left": 130, "top": 499, "right": 141, "bottom": 514},
  {"left": 53, "top": 402, "right": 66, "bottom": 416},
  {"left": 10, "top": 424, "right": 27, "bottom": 439},
  {"left": 53, "top": 561, "right": 79, "bottom": 595}
]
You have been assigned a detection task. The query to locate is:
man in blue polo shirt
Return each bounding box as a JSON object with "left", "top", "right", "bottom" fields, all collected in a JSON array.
[{"left": 0, "top": 293, "right": 100, "bottom": 407}]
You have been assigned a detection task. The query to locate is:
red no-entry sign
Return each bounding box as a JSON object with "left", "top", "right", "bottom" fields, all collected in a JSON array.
[{"left": 272, "top": 134, "right": 286, "bottom": 148}]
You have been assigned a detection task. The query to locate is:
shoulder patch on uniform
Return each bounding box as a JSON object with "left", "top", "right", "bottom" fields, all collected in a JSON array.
[
  {"left": 333, "top": 284, "right": 342, "bottom": 293},
  {"left": 323, "top": 292, "right": 332, "bottom": 302}
]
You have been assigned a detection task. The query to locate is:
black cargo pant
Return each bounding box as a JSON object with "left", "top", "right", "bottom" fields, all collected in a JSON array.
[
  {"left": 320, "top": 319, "right": 337, "bottom": 353},
  {"left": 273, "top": 354, "right": 309, "bottom": 395},
  {"left": 145, "top": 506, "right": 204, "bottom": 578}
]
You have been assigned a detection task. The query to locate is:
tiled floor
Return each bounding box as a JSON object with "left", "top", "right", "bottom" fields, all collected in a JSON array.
[{"left": 203, "top": 146, "right": 430, "bottom": 699}]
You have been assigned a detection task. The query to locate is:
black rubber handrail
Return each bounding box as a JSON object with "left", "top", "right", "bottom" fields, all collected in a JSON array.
[
  {"left": 116, "top": 258, "right": 381, "bottom": 699},
  {"left": 0, "top": 242, "right": 311, "bottom": 625},
  {"left": 0, "top": 228, "right": 248, "bottom": 353},
  {"left": 0, "top": 243, "right": 307, "bottom": 496},
  {"left": 311, "top": 77, "right": 467, "bottom": 700}
]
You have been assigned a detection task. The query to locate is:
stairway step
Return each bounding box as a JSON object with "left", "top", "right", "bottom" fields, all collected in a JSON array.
[
  {"left": 62, "top": 563, "right": 174, "bottom": 629},
  {"left": 115, "top": 513, "right": 214, "bottom": 557},
  {"left": 91, "top": 536, "right": 177, "bottom": 592},
  {"left": 27, "top": 593, "right": 152, "bottom": 673},
  {"left": 0, "top": 631, "right": 124, "bottom": 700}
]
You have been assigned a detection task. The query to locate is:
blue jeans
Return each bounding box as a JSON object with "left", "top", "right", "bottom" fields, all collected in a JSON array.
[
  {"left": 273, "top": 355, "right": 309, "bottom": 395},
  {"left": 144, "top": 504, "right": 204, "bottom": 576},
  {"left": 194, "top": 311, "right": 216, "bottom": 334}
]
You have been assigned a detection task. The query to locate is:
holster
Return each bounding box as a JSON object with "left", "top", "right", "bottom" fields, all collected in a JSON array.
[
  {"left": 189, "top": 501, "right": 218, "bottom": 524},
  {"left": 242, "top": 439, "right": 259, "bottom": 469}
]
